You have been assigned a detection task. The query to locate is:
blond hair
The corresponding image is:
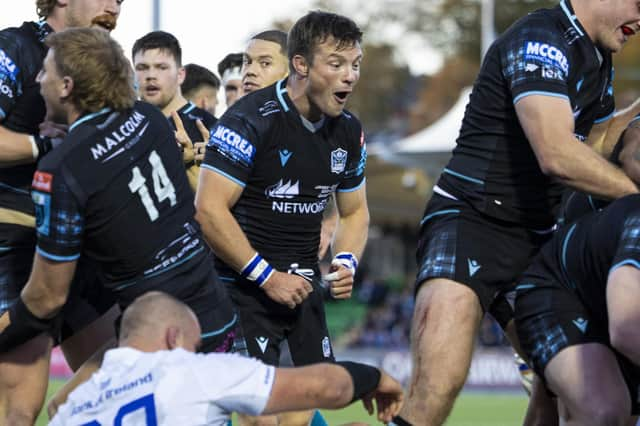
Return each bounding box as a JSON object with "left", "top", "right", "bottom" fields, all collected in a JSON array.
[{"left": 45, "top": 28, "right": 136, "bottom": 113}]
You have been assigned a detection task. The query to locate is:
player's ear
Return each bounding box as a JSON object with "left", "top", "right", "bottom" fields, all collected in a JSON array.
[
  {"left": 177, "top": 66, "right": 186, "bottom": 85},
  {"left": 292, "top": 55, "right": 308, "bottom": 78},
  {"left": 61, "top": 76, "right": 74, "bottom": 99},
  {"left": 165, "top": 326, "right": 181, "bottom": 350}
]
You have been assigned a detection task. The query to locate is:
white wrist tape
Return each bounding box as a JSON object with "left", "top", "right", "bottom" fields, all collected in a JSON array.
[{"left": 240, "top": 253, "right": 274, "bottom": 287}]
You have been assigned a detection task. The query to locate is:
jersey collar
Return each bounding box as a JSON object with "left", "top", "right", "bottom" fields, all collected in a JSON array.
[
  {"left": 35, "top": 20, "right": 55, "bottom": 43},
  {"left": 69, "top": 107, "right": 112, "bottom": 132}
]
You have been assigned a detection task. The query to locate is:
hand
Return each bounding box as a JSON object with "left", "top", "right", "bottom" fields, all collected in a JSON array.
[
  {"left": 194, "top": 119, "right": 211, "bottom": 164},
  {"left": 0, "top": 311, "right": 9, "bottom": 333},
  {"left": 171, "top": 111, "right": 195, "bottom": 164},
  {"left": 323, "top": 263, "right": 354, "bottom": 299},
  {"left": 194, "top": 141, "right": 206, "bottom": 164},
  {"left": 47, "top": 396, "right": 62, "bottom": 419},
  {"left": 261, "top": 271, "right": 313, "bottom": 309},
  {"left": 39, "top": 121, "right": 68, "bottom": 139},
  {"left": 361, "top": 371, "right": 404, "bottom": 424}
]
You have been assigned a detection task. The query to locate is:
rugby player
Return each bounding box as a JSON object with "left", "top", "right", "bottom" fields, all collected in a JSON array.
[
  {"left": 397, "top": 1, "right": 640, "bottom": 425},
  {"left": 0, "top": 27, "right": 237, "bottom": 422},
  {"left": 515, "top": 194, "right": 640, "bottom": 425},
  {"left": 196, "top": 10, "right": 369, "bottom": 426},
  {"left": 0, "top": 1, "right": 125, "bottom": 424},
  {"left": 50, "top": 291, "right": 404, "bottom": 425},
  {"left": 132, "top": 31, "right": 217, "bottom": 192},
  {"left": 182, "top": 63, "right": 220, "bottom": 117},
  {"left": 217, "top": 52, "right": 243, "bottom": 108}
]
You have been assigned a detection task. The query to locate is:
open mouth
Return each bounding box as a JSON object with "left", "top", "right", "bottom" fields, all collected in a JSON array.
[
  {"left": 621, "top": 25, "right": 635, "bottom": 36},
  {"left": 333, "top": 91, "right": 350, "bottom": 104},
  {"left": 91, "top": 15, "right": 117, "bottom": 31},
  {"left": 144, "top": 85, "right": 160, "bottom": 96}
]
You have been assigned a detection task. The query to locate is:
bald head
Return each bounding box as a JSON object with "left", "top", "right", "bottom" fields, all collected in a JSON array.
[{"left": 119, "top": 291, "right": 202, "bottom": 352}]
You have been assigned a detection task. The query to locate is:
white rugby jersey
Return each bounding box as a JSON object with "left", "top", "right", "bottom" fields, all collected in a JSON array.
[{"left": 49, "top": 347, "right": 275, "bottom": 425}]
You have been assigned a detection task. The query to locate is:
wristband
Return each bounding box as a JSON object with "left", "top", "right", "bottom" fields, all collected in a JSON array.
[
  {"left": 30, "top": 134, "right": 53, "bottom": 160},
  {"left": 335, "top": 361, "right": 381, "bottom": 403},
  {"left": 331, "top": 252, "right": 358, "bottom": 276},
  {"left": 0, "top": 298, "right": 53, "bottom": 352},
  {"left": 240, "top": 253, "right": 274, "bottom": 287}
]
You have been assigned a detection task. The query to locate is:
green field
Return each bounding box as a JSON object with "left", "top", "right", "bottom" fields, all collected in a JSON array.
[{"left": 38, "top": 379, "right": 528, "bottom": 425}]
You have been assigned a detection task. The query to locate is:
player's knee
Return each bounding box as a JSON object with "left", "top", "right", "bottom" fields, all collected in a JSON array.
[
  {"left": 576, "top": 398, "right": 629, "bottom": 426},
  {"left": 5, "top": 408, "right": 39, "bottom": 426}
]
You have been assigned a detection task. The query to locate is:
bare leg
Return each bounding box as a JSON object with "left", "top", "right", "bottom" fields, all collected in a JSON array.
[
  {"left": 0, "top": 333, "right": 52, "bottom": 426},
  {"left": 399, "top": 278, "right": 483, "bottom": 426},
  {"left": 545, "top": 343, "right": 629, "bottom": 426}
]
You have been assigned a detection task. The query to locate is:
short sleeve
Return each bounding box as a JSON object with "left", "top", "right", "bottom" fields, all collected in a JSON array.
[
  {"left": 337, "top": 126, "right": 366, "bottom": 192},
  {"left": 201, "top": 112, "right": 261, "bottom": 187},
  {"left": 32, "top": 168, "right": 85, "bottom": 261},
  {"left": 501, "top": 23, "right": 571, "bottom": 104},
  {"left": 193, "top": 353, "right": 275, "bottom": 416}
]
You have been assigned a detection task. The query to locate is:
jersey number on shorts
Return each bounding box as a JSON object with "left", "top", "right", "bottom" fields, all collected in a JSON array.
[
  {"left": 128, "top": 150, "right": 177, "bottom": 222},
  {"left": 82, "top": 393, "right": 157, "bottom": 426}
]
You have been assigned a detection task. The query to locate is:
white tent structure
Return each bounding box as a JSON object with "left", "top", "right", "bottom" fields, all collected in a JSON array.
[{"left": 372, "top": 87, "right": 472, "bottom": 177}]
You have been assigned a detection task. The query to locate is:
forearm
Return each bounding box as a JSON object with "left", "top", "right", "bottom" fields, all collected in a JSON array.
[
  {"left": 332, "top": 207, "right": 369, "bottom": 259},
  {"left": 599, "top": 100, "right": 640, "bottom": 157},
  {"left": 548, "top": 138, "right": 637, "bottom": 199},
  {"left": 0, "top": 126, "right": 36, "bottom": 166},
  {"left": 195, "top": 206, "right": 259, "bottom": 272}
]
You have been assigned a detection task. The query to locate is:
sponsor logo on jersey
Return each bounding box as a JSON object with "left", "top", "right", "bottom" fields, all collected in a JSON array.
[
  {"left": 32, "top": 190, "right": 51, "bottom": 236},
  {"left": 266, "top": 179, "right": 299, "bottom": 199},
  {"left": 267, "top": 179, "right": 330, "bottom": 214},
  {"left": 32, "top": 171, "right": 53, "bottom": 192},
  {"left": 91, "top": 111, "right": 147, "bottom": 161},
  {"left": 0, "top": 80, "right": 13, "bottom": 98},
  {"left": 256, "top": 336, "right": 269, "bottom": 354},
  {"left": 524, "top": 41, "right": 569, "bottom": 76},
  {"left": 0, "top": 49, "right": 18, "bottom": 81},
  {"left": 322, "top": 336, "right": 331, "bottom": 358},
  {"left": 467, "top": 258, "right": 481, "bottom": 277},
  {"left": 209, "top": 125, "right": 255, "bottom": 166},
  {"left": 541, "top": 65, "right": 564, "bottom": 81},
  {"left": 315, "top": 184, "right": 338, "bottom": 199},
  {"left": 279, "top": 149, "right": 293, "bottom": 167},
  {"left": 259, "top": 100, "right": 280, "bottom": 117},
  {"left": 330, "top": 148, "right": 348, "bottom": 174},
  {"left": 525, "top": 63, "right": 539, "bottom": 72}
]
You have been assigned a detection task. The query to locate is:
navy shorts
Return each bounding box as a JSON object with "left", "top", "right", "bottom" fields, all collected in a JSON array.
[
  {"left": 515, "top": 282, "right": 640, "bottom": 414},
  {"left": 226, "top": 275, "right": 334, "bottom": 366},
  {"left": 415, "top": 194, "right": 552, "bottom": 327}
]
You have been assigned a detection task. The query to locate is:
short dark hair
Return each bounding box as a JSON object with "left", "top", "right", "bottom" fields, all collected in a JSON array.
[
  {"left": 217, "top": 52, "right": 243, "bottom": 77},
  {"left": 132, "top": 31, "right": 182, "bottom": 66},
  {"left": 45, "top": 28, "right": 136, "bottom": 112},
  {"left": 250, "top": 30, "right": 288, "bottom": 55},
  {"left": 36, "top": 0, "right": 56, "bottom": 20},
  {"left": 288, "top": 11, "right": 362, "bottom": 72},
  {"left": 181, "top": 63, "right": 220, "bottom": 97}
]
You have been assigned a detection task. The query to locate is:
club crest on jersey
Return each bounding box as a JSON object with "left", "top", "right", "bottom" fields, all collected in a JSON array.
[
  {"left": 322, "top": 336, "right": 331, "bottom": 358},
  {"left": 523, "top": 41, "right": 569, "bottom": 76},
  {"left": 330, "top": 148, "right": 347, "bottom": 174}
]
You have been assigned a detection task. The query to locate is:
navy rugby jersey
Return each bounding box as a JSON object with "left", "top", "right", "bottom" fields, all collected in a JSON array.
[
  {"left": 437, "top": 0, "right": 614, "bottom": 229},
  {"left": 202, "top": 78, "right": 366, "bottom": 273},
  {"left": 521, "top": 194, "right": 640, "bottom": 322},
  {"left": 0, "top": 21, "right": 53, "bottom": 247},
  {"left": 32, "top": 101, "right": 211, "bottom": 304}
]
